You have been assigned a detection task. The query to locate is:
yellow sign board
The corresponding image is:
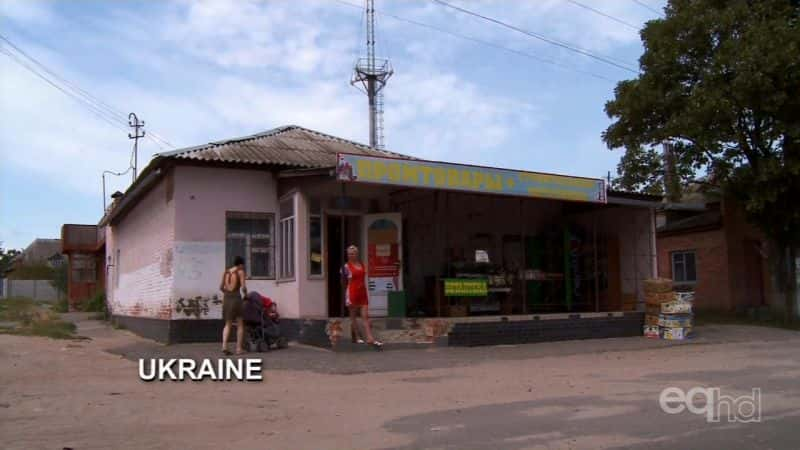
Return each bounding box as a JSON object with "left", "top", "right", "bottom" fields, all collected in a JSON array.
[{"left": 336, "top": 153, "right": 606, "bottom": 203}]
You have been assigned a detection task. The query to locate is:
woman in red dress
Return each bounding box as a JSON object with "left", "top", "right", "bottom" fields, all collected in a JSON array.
[{"left": 341, "top": 245, "right": 382, "bottom": 348}]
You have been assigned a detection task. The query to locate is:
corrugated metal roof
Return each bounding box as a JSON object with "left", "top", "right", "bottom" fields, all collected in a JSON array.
[{"left": 156, "top": 125, "right": 411, "bottom": 168}]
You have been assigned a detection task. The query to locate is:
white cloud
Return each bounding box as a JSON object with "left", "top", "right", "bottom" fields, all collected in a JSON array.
[
  {"left": 0, "top": 0, "right": 644, "bottom": 216},
  {"left": 0, "top": 0, "right": 53, "bottom": 25},
  {"left": 384, "top": 68, "right": 539, "bottom": 162}
]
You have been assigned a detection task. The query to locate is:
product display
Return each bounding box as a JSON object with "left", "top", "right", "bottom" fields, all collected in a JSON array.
[
  {"left": 643, "top": 325, "right": 660, "bottom": 338},
  {"left": 658, "top": 314, "right": 693, "bottom": 328},
  {"left": 661, "top": 327, "right": 693, "bottom": 340},
  {"left": 661, "top": 299, "right": 692, "bottom": 314},
  {"left": 642, "top": 279, "right": 694, "bottom": 341}
]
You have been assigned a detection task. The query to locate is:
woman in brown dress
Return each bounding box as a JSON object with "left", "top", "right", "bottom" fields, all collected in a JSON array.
[{"left": 220, "top": 256, "right": 247, "bottom": 355}]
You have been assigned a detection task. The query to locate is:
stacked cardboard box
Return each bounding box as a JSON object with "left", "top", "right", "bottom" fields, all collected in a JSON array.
[
  {"left": 659, "top": 291, "right": 694, "bottom": 340},
  {"left": 642, "top": 279, "right": 694, "bottom": 340},
  {"left": 643, "top": 278, "right": 672, "bottom": 338}
]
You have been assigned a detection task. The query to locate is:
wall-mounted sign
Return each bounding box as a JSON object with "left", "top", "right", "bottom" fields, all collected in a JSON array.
[
  {"left": 444, "top": 278, "right": 488, "bottom": 297},
  {"left": 336, "top": 153, "right": 607, "bottom": 203}
]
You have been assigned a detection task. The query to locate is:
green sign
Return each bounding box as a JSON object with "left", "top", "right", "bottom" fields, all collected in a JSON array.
[{"left": 444, "top": 278, "right": 488, "bottom": 297}]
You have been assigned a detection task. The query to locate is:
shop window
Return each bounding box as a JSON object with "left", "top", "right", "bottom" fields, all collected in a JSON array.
[
  {"left": 279, "top": 196, "right": 295, "bottom": 280},
  {"left": 309, "top": 198, "right": 323, "bottom": 277},
  {"left": 671, "top": 250, "right": 697, "bottom": 284},
  {"left": 226, "top": 212, "right": 274, "bottom": 279},
  {"left": 71, "top": 253, "right": 96, "bottom": 283}
]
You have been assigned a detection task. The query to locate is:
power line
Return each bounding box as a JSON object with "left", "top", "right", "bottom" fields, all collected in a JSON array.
[
  {"left": 0, "top": 33, "right": 175, "bottom": 149},
  {"left": 1, "top": 35, "right": 130, "bottom": 126},
  {"left": 0, "top": 47, "right": 132, "bottom": 134},
  {"left": 632, "top": 0, "right": 664, "bottom": 17},
  {"left": 430, "top": 0, "right": 639, "bottom": 73},
  {"left": 565, "top": 0, "right": 640, "bottom": 31},
  {"left": 333, "top": 0, "right": 617, "bottom": 82}
]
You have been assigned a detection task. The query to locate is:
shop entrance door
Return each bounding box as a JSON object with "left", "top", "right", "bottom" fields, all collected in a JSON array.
[
  {"left": 327, "top": 214, "right": 362, "bottom": 317},
  {"left": 362, "top": 213, "right": 403, "bottom": 317}
]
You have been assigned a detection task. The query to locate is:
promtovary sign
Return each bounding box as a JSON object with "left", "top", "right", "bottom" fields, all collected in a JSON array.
[{"left": 336, "top": 153, "right": 607, "bottom": 203}]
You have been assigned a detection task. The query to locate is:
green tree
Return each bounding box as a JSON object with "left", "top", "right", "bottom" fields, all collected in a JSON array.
[
  {"left": 0, "top": 247, "right": 21, "bottom": 274},
  {"left": 603, "top": 0, "right": 800, "bottom": 319}
]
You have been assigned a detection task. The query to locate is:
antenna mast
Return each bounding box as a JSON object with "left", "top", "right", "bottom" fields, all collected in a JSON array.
[{"left": 351, "top": 0, "right": 393, "bottom": 149}]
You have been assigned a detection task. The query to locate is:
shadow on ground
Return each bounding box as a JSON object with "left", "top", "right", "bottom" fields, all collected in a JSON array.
[{"left": 379, "top": 390, "right": 800, "bottom": 450}]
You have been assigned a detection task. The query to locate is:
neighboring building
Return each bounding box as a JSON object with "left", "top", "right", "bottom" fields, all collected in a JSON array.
[
  {"left": 657, "top": 197, "right": 772, "bottom": 313},
  {"left": 61, "top": 224, "right": 107, "bottom": 310},
  {"left": 100, "top": 125, "right": 659, "bottom": 344},
  {"left": 17, "top": 238, "right": 64, "bottom": 267},
  {"left": 1, "top": 238, "right": 64, "bottom": 301}
]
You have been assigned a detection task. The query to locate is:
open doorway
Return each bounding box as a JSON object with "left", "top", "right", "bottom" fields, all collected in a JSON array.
[{"left": 326, "top": 214, "right": 362, "bottom": 317}]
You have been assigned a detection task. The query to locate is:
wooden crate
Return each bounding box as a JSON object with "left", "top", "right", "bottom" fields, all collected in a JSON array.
[{"left": 643, "top": 278, "right": 673, "bottom": 294}]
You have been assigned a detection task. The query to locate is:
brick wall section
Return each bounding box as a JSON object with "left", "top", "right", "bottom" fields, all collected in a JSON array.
[
  {"left": 108, "top": 173, "right": 175, "bottom": 319},
  {"left": 657, "top": 196, "right": 774, "bottom": 313},
  {"left": 658, "top": 228, "right": 730, "bottom": 311},
  {"left": 447, "top": 313, "right": 644, "bottom": 346},
  {"left": 722, "top": 198, "right": 769, "bottom": 309}
]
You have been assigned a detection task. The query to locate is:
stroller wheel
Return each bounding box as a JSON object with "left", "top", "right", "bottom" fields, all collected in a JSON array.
[
  {"left": 277, "top": 337, "right": 289, "bottom": 349},
  {"left": 257, "top": 340, "right": 271, "bottom": 352},
  {"left": 248, "top": 340, "right": 259, "bottom": 353}
]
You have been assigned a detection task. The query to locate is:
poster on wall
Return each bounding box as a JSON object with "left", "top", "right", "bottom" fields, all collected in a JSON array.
[{"left": 366, "top": 218, "right": 400, "bottom": 292}]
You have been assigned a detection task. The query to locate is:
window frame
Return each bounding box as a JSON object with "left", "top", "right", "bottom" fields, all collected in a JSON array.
[
  {"left": 71, "top": 253, "right": 97, "bottom": 283},
  {"left": 278, "top": 195, "right": 296, "bottom": 281},
  {"left": 225, "top": 211, "right": 276, "bottom": 280},
  {"left": 671, "top": 250, "right": 697, "bottom": 284}
]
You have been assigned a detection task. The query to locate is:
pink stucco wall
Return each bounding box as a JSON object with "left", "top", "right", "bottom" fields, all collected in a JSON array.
[
  {"left": 107, "top": 173, "right": 175, "bottom": 319},
  {"left": 171, "top": 166, "right": 301, "bottom": 319}
]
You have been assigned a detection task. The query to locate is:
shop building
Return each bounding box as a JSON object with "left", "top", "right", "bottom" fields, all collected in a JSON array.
[{"left": 101, "top": 125, "right": 658, "bottom": 345}]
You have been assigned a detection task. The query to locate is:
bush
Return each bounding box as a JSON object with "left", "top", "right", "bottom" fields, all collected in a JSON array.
[
  {"left": 53, "top": 296, "right": 69, "bottom": 313},
  {"left": 83, "top": 291, "right": 106, "bottom": 314}
]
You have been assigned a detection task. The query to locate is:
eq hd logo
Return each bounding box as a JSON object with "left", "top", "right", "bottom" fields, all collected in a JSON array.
[{"left": 659, "top": 387, "right": 761, "bottom": 423}]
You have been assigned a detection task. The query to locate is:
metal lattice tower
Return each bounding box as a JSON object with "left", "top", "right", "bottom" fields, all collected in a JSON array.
[{"left": 351, "top": 0, "right": 393, "bottom": 149}]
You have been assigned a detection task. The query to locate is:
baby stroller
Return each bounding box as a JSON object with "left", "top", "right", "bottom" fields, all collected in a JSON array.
[{"left": 242, "top": 292, "right": 289, "bottom": 352}]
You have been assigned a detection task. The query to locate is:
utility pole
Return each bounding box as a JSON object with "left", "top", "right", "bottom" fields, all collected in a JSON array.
[
  {"left": 351, "top": 0, "right": 393, "bottom": 149},
  {"left": 128, "top": 112, "right": 145, "bottom": 182}
]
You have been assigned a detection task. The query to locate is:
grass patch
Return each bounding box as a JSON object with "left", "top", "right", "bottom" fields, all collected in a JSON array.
[
  {"left": 0, "top": 297, "right": 45, "bottom": 322},
  {"left": 2, "top": 319, "right": 78, "bottom": 339},
  {"left": 53, "top": 296, "right": 69, "bottom": 313},
  {"left": 0, "top": 297, "right": 78, "bottom": 339}
]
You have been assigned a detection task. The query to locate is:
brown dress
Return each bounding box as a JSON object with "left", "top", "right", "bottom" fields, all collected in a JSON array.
[{"left": 222, "top": 269, "right": 243, "bottom": 321}]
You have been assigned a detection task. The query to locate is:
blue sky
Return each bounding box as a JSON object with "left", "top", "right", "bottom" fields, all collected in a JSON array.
[{"left": 0, "top": 0, "right": 664, "bottom": 250}]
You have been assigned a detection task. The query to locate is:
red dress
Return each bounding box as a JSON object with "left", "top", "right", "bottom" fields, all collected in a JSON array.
[{"left": 343, "top": 262, "right": 369, "bottom": 307}]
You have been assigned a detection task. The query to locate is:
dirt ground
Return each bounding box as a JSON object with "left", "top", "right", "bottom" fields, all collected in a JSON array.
[{"left": 1, "top": 316, "right": 799, "bottom": 450}]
